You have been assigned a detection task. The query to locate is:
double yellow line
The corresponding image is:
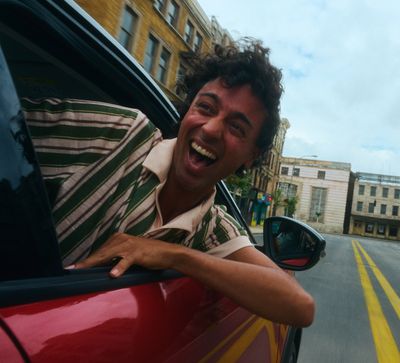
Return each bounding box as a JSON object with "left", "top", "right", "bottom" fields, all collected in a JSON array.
[{"left": 352, "top": 240, "right": 400, "bottom": 363}]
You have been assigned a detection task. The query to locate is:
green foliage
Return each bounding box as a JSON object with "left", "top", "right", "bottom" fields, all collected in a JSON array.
[
  {"left": 271, "top": 188, "right": 283, "bottom": 216},
  {"left": 286, "top": 196, "right": 298, "bottom": 217},
  {"left": 225, "top": 173, "right": 252, "bottom": 197}
]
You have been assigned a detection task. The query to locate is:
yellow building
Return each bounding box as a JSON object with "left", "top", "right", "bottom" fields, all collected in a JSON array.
[{"left": 76, "top": 0, "right": 212, "bottom": 102}]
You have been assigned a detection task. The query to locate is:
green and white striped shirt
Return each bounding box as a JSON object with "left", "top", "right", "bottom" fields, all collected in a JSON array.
[{"left": 23, "top": 98, "right": 252, "bottom": 266}]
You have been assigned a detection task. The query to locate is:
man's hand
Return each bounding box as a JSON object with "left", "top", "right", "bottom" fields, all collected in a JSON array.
[{"left": 72, "top": 233, "right": 180, "bottom": 278}]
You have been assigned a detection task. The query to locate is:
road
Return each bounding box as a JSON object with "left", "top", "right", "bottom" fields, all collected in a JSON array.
[{"left": 254, "top": 233, "right": 400, "bottom": 362}]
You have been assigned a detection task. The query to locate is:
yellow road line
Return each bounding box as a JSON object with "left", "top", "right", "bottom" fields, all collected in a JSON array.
[
  {"left": 354, "top": 240, "right": 400, "bottom": 319},
  {"left": 352, "top": 241, "right": 400, "bottom": 363}
]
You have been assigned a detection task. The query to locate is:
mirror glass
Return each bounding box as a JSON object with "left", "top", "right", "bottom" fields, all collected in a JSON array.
[{"left": 270, "top": 220, "right": 318, "bottom": 267}]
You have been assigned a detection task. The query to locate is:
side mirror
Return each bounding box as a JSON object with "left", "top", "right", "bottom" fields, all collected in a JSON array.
[{"left": 263, "top": 216, "right": 326, "bottom": 271}]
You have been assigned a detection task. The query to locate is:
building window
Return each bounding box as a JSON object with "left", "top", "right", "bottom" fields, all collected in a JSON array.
[
  {"left": 309, "top": 187, "right": 327, "bottom": 222},
  {"left": 389, "top": 226, "right": 398, "bottom": 237},
  {"left": 370, "top": 186, "right": 376, "bottom": 196},
  {"left": 154, "top": 0, "right": 165, "bottom": 12},
  {"left": 293, "top": 167, "right": 300, "bottom": 177},
  {"left": 166, "top": 0, "right": 179, "bottom": 27},
  {"left": 377, "top": 224, "right": 386, "bottom": 235},
  {"left": 184, "top": 20, "right": 194, "bottom": 44},
  {"left": 395, "top": 189, "right": 400, "bottom": 199},
  {"left": 382, "top": 187, "right": 388, "bottom": 198},
  {"left": 368, "top": 202, "right": 375, "bottom": 213},
  {"left": 356, "top": 201, "right": 363, "bottom": 212},
  {"left": 118, "top": 6, "right": 138, "bottom": 50},
  {"left": 193, "top": 32, "right": 203, "bottom": 52},
  {"left": 278, "top": 182, "right": 297, "bottom": 199},
  {"left": 317, "top": 170, "right": 325, "bottom": 179},
  {"left": 358, "top": 185, "right": 365, "bottom": 195},
  {"left": 393, "top": 205, "right": 399, "bottom": 216},
  {"left": 143, "top": 35, "right": 159, "bottom": 73},
  {"left": 380, "top": 204, "right": 386, "bottom": 215},
  {"left": 156, "top": 47, "right": 171, "bottom": 84},
  {"left": 365, "top": 223, "right": 374, "bottom": 233},
  {"left": 281, "top": 166, "right": 289, "bottom": 175}
]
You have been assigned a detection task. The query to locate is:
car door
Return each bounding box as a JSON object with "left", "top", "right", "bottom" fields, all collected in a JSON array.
[{"left": 0, "top": 1, "right": 289, "bottom": 363}]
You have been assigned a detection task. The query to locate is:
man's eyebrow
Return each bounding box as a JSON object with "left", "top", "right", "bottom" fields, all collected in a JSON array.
[{"left": 198, "top": 92, "right": 253, "bottom": 127}]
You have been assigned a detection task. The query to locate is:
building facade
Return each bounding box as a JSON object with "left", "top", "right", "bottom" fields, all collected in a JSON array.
[
  {"left": 76, "top": 0, "right": 213, "bottom": 102},
  {"left": 248, "top": 118, "right": 290, "bottom": 225},
  {"left": 349, "top": 172, "right": 400, "bottom": 240},
  {"left": 278, "top": 158, "right": 353, "bottom": 234}
]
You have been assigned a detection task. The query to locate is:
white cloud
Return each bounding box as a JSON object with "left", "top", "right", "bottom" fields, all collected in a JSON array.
[{"left": 197, "top": 0, "right": 400, "bottom": 175}]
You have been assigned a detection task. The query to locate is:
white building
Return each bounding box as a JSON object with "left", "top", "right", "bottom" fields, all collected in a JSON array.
[
  {"left": 350, "top": 172, "right": 400, "bottom": 240},
  {"left": 278, "top": 157, "right": 353, "bottom": 234}
]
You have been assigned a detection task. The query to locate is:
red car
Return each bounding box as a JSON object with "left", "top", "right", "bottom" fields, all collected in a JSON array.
[{"left": 0, "top": 1, "right": 325, "bottom": 362}]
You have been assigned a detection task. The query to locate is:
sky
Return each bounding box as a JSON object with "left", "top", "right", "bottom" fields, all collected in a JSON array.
[{"left": 197, "top": 0, "right": 400, "bottom": 176}]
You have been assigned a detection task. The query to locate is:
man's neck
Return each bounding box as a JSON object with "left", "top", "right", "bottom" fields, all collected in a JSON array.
[{"left": 158, "top": 177, "right": 213, "bottom": 225}]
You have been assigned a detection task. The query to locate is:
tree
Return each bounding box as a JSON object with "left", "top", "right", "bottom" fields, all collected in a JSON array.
[
  {"left": 286, "top": 196, "right": 298, "bottom": 218},
  {"left": 225, "top": 173, "right": 252, "bottom": 198},
  {"left": 271, "top": 188, "right": 283, "bottom": 216}
]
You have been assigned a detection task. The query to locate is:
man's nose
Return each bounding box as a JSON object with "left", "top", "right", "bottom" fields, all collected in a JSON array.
[{"left": 201, "top": 116, "right": 223, "bottom": 139}]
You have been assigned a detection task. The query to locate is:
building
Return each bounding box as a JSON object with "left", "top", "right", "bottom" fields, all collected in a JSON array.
[
  {"left": 349, "top": 172, "right": 400, "bottom": 240},
  {"left": 278, "top": 158, "right": 353, "bottom": 234},
  {"left": 76, "top": 0, "right": 213, "bottom": 102},
  {"left": 248, "top": 118, "right": 290, "bottom": 225}
]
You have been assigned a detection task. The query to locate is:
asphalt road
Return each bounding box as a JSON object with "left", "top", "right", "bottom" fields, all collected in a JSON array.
[
  {"left": 295, "top": 234, "right": 400, "bottom": 363},
  {"left": 253, "top": 233, "right": 400, "bottom": 362}
]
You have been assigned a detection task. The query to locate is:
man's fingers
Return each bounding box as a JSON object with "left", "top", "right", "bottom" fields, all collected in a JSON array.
[{"left": 110, "top": 257, "right": 133, "bottom": 278}]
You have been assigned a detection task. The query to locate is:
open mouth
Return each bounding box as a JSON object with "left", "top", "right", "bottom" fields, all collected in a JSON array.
[{"left": 189, "top": 141, "right": 217, "bottom": 167}]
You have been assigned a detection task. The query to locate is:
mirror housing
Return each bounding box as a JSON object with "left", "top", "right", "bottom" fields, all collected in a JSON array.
[{"left": 263, "top": 216, "right": 326, "bottom": 271}]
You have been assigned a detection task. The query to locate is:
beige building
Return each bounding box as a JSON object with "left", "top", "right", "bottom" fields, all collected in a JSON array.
[
  {"left": 350, "top": 172, "right": 400, "bottom": 240},
  {"left": 278, "top": 158, "right": 353, "bottom": 234},
  {"left": 76, "top": 0, "right": 213, "bottom": 102}
]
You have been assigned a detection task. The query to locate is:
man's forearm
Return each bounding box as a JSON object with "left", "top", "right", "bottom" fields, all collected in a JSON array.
[{"left": 170, "top": 246, "right": 315, "bottom": 327}]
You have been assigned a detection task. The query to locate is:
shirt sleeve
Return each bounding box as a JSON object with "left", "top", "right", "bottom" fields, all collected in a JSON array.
[{"left": 204, "top": 204, "right": 254, "bottom": 257}]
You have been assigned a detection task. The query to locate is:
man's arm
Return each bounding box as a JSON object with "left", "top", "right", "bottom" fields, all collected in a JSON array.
[{"left": 72, "top": 233, "right": 314, "bottom": 327}]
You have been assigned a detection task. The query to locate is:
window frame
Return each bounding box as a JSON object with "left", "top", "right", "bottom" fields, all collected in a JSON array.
[
  {"left": 156, "top": 46, "right": 171, "bottom": 84},
  {"left": 370, "top": 186, "right": 376, "bottom": 197},
  {"left": 193, "top": 32, "right": 203, "bottom": 52},
  {"left": 184, "top": 19, "right": 194, "bottom": 44},
  {"left": 358, "top": 185, "right": 365, "bottom": 195},
  {"left": 166, "top": 0, "right": 179, "bottom": 28},
  {"left": 317, "top": 170, "right": 325, "bottom": 180},
  {"left": 118, "top": 5, "right": 139, "bottom": 51}
]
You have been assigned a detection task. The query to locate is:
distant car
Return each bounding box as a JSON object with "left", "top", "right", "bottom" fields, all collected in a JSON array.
[{"left": 0, "top": 1, "right": 325, "bottom": 362}]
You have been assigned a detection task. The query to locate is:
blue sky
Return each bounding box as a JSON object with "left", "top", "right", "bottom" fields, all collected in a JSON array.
[{"left": 197, "top": 0, "right": 400, "bottom": 176}]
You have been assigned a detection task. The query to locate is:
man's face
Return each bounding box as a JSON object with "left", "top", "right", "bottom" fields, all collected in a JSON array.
[{"left": 170, "top": 78, "right": 267, "bottom": 197}]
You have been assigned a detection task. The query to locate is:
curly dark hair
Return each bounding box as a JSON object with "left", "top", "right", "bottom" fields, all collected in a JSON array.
[{"left": 176, "top": 38, "right": 283, "bottom": 167}]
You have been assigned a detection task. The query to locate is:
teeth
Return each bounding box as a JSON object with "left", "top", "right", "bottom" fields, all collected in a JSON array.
[{"left": 191, "top": 142, "right": 217, "bottom": 160}]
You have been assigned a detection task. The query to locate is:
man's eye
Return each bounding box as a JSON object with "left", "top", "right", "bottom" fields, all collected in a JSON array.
[
  {"left": 229, "top": 121, "right": 246, "bottom": 137},
  {"left": 196, "top": 102, "right": 213, "bottom": 113}
]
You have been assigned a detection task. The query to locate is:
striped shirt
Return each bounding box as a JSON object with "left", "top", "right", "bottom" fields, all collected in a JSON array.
[{"left": 23, "top": 98, "right": 252, "bottom": 266}]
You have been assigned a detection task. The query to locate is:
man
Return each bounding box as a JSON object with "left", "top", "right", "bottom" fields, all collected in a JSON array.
[{"left": 24, "top": 41, "right": 314, "bottom": 327}]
